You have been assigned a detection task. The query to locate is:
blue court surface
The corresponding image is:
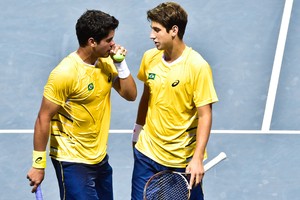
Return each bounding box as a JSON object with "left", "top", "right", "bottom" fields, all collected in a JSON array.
[{"left": 1, "top": 0, "right": 299, "bottom": 199}]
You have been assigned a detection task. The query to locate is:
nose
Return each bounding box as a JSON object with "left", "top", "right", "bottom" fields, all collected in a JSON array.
[
  {"left": 110, "top": 40, "right": 115, "bottom": 47},
  {"left": 150, "top": 30, "right": 155, "bottom": 40}
]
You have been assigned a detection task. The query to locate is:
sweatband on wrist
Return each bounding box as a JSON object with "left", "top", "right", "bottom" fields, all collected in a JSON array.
[
  {"left": 132, "top": 123, "right": 143, "bottom": 142},
  {"left": 32, "top": 150, "right": 46, "bottom": 169},
  {"left": 114, "top": 59, "right": 130, "bottom": 79}
]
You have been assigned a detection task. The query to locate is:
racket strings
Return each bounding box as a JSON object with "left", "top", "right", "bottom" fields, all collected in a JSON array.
[{"left": 145, "top": 173, "right": 189, "bottom": 200}]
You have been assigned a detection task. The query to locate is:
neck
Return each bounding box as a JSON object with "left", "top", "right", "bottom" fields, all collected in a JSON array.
[
  {"left": 163, "top": 41, "right": 186, "bottom": 63},
  {"left": 76, "top": 47, "right": 96, "bottom": 65}
]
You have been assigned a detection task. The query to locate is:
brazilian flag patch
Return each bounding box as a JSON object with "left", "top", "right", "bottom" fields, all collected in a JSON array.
[
  {"left": 88, "top": 83, "right": 94, "bottom": 91},
  {"left": 148, "top": 73, "right": 156, "bottom": 80}
]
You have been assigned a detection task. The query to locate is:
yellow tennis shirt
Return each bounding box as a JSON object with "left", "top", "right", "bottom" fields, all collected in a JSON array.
[
  {"left": 135, "top": 47, "right": 218, "bottom": 168},
  {"left": 44, "top": 52, "right": 118, "bottom": 164}
]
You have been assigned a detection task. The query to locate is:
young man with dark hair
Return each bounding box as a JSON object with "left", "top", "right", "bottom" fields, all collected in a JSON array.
[{"left": 27, "top": 9, "right": 137, "bottom": 200}]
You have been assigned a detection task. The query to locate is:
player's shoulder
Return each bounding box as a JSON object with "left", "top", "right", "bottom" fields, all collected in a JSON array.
[
  {"left": 186, "top": 47, "right": 207, "bottom": 63},
  {"left": 50, "top": 52, "right": 81, "bottom": 78},
  {"left": 56, "top": 52, "right": 79, "bottom": 69},
  {"left": 186, "top": 47, "right": 210, "bottom": 69}
]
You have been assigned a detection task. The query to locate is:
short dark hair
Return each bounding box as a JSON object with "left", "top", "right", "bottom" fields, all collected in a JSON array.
[
  {"left": 147, "top": 2, "right": 188, "bottom": 40},
  {"left": 76, "top": 10, "right": 119, "bottom": 47}
]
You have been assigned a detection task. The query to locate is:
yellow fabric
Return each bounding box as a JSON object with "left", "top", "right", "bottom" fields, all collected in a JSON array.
[
  {"left": 32, "top": 150, "right": 47, "bottom": 168},
  {"left": 136, "top": 47, "right": 218, "bottom": 168},
  {"left": 44, "top": 52, "right": 118, "bottom": 164}
]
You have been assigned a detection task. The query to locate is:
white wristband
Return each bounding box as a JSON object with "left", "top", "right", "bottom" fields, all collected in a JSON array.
[
  {"left": 114, "top": 59, "right": 130, "bottom": 79},
  {"left": 132, "top": 123, "right": 143, "bottom": 142}
]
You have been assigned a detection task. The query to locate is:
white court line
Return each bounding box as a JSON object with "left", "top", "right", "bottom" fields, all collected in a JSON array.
[
  {"left": 262, "top": 0, "right": 294, "bottom": 131},
  {"left": 0, "top": 129, "right": 300, "bottom": 134}
]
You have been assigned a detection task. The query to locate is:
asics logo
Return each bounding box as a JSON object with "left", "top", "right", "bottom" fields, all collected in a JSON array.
[
  {"left": 35, "top": 157, "right": 42, "bottom": 164},
  {"left": 172, "top": 80, "right": 180, "bottom": 87}
]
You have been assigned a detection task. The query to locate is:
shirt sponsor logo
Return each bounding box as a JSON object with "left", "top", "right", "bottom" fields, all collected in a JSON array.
[{"left": 148, "top": 73, "right": 156, "bottom": 80}]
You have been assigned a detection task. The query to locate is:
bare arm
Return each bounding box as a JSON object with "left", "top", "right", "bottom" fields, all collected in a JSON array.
[
  {"left": 186, "top": 104, "right": 213, "bottom": 188},
  {"left": 27, "top": 97, "right": 61, "bottom": 192},
  {"left": 136, "top": 84, "right": 150, "bottom": 125},
  {"left": 132, "top": 84, "right": 150, "bottom": 147},
  {"left": 113, "top": 74, "right": 137, "bottom": 101},
  {"left": 111, "top": 45, "right": 137, "bottom": 101},
  {"left": 34, "top": 97, "right": 60, "bottom": 150}
]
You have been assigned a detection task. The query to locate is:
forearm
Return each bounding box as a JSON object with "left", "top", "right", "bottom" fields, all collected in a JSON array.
[
  {"left": 136, "top": 98, "right": 149, "bottom": 126},
  {"left": 28, "top": 116, "right": 50, "bottom": 192},
  {"left": 113, "top": 59, "right": 137, "bottom": 101},
  {"left": 33, "top": 97, "right": 59, "bottom": 151},
  {"left": 193, "top": 104, "right": 213, "bottom": 161},
  {"left": 33, "top": 115, "right": 51, "bottom": 151},
  {"left": 132, "top": 84, "right": 149, "bottom": 144},
  {"left": 116, "top": 74, "right": 137, "bottom": 101},
  {"left": 194, "top": 116, "right": 212, "bottom": 161}
]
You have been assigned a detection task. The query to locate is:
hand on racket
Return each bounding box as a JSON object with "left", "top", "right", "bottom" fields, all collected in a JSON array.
[
  {"left": 143, "top": 152, "right": 227, "bottom": 200},
  {"left": 187, "top": 151, "right": 227, "bottom": 189},
  {"left": 185, "top": 157, "right": 205, "bottom": 189},
  {"left": 27, "top": 167, "right": 45, "bottom": 193}
]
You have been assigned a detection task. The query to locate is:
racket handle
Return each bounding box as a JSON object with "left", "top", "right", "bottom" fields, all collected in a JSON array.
[{"left": 35, "top": 185, "right": 43, "bottom": 200}]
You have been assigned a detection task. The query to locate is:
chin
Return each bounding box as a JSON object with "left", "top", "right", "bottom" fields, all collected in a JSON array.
[
  {"left": 155, "top": 44, "right": 164, "bottom": 50},
  {"left": 155, "top": 45, "right": 161, "bottom": 50}
]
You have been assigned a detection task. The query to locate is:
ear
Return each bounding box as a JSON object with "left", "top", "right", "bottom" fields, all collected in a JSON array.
[
  {"left": 88, "top": 37, "right": 97, "bottom": 47},
  {"left": 171, "top": 25, "right": 179, "bottom": 37}
]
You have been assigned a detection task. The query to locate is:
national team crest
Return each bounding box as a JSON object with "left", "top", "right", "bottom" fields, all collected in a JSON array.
[
  {"left": 88, "top": 83, "right": 94, "bottom": 91},
  {"left": 148, "top": 73, "right": 156, "bottom": 80}
]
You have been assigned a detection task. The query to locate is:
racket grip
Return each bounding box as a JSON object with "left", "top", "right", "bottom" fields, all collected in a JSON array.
[{"left": 35, "top": 185, "right": 43, "bottom": 200}]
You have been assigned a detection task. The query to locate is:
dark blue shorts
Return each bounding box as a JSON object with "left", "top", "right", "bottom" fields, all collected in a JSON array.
[
  {"left": 131, "top": 148, "right": 204, "bottom": 200},
  {"left": 51, "top": 155, "right": 113, "bottom": 200}
]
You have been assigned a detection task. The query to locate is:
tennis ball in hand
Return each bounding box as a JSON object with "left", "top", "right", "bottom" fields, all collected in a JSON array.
[{"left": 113, "top": 53, "right": 125, "bottom": 62}]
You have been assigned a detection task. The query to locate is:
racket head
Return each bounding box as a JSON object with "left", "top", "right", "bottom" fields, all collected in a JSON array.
[{"left": 143, "top": 170, "right": 190, "bottom": 200}]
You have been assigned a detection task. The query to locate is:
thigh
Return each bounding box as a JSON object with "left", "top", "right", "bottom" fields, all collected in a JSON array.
[
  {"left": 51, "top": 158, "right": 111, "bottom": 200},
  {"left": 51, "top": 158, "right": 66, "bottom": 200},
  {"left": 190, "top": 183, "right": 204, "bottom": 200},
  {"left": 131, "top": 149, "right": 203, "bottom": 200},
  {"left": 95, "top": 155, "right": 113, "bottom": 200},
  {"left": 131, "top": 148, "right": 160, "bottom": 200}
]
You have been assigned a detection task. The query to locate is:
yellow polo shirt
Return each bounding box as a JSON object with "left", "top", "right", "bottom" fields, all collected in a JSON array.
[
  {"left": 136, "top": 47, "right": 218, "bottom": 167},
  {"left": 44, "top": 52, "right": 118, "bottom": 164}
]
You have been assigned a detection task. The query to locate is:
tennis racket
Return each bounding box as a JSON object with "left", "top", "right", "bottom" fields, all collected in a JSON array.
[
  {"left": 35, "top": 185, "right": 43, "bottom": 200},
  {"left": 143, "top": 152, "right": 227, "bottom": 200}
]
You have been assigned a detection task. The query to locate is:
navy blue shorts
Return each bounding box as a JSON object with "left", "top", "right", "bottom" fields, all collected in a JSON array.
[
  {"left": 51, "top": 155, "right": 113, "bottom": 200},
  {"left": 131, "top": 148, "right": 204, "bottom": 200}
]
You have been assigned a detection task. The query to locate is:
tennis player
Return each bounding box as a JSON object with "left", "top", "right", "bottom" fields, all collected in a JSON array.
[
  {"left": 26, "top": 10, "right": 137, "bottom": 200},
  {"left": 131, "top": 2, "right": 218, "bottom": 200}
]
